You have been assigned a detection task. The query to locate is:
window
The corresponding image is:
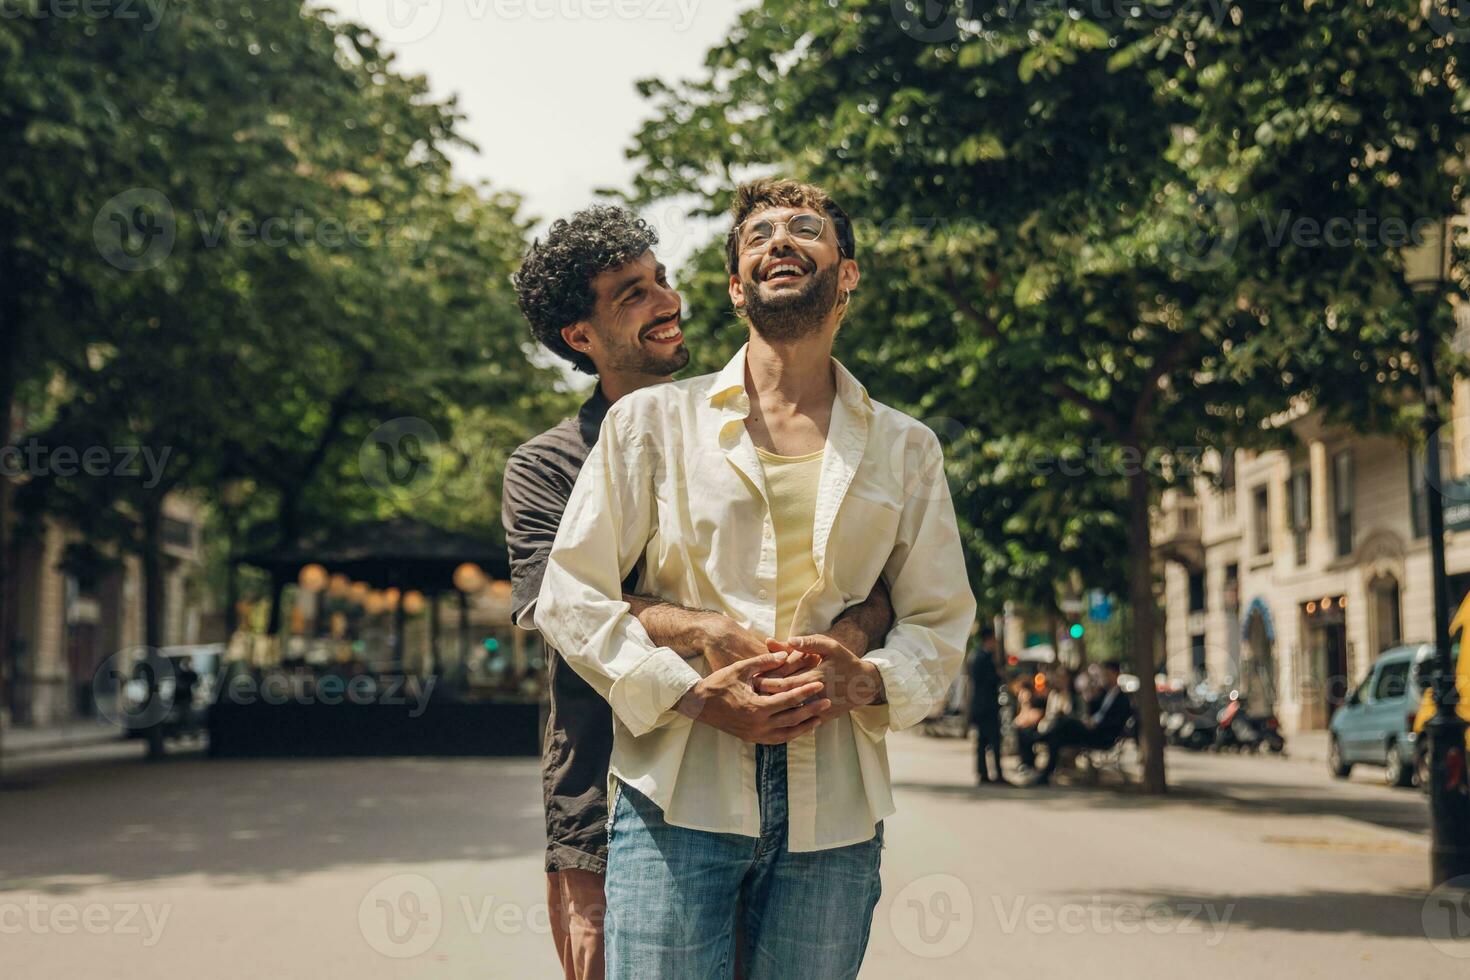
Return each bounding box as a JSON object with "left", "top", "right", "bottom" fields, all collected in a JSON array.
[
  {"left": 1190, "top": 634, "right": 1207, "bottom": 679},
  {"left": 1219, "top": 450, "right": 1237, "bottom": 518},
  {"left": 162, "top": 517, "right": 195, "bottom": 550},
  {"left": 1223, "top": 563, "right": 1240, "bottom": 610},
  {"left": 1252, "top": 484, "right": 1271, "bottom": 556},
  {"left": 1287, "top": 466, "right": 1311, "bottom": 566},
  {"left": 1332, "top": 450, "right": 1354, "bottom": 558},
  {"left": 1187, "top": 570, "right": 1206, "bottom": 613},
  {"left": 1410, "top": 435, "right": 1452, "bottom": 539},
  {"left": 1372, "top": 660, "right": 1411, "bottom": 701}
]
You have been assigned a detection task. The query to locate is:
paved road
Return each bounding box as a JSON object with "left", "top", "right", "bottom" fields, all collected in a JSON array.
[{"left": 0, "top": 732, "right": 1463, "bottom": 978}]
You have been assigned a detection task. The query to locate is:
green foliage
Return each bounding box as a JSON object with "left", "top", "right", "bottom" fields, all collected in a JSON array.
[
  {"left": 625, "top": 0, "right": 1470, "bottom": 790},
  {"left": 626, "top": 0, "right": 1470, "bottom": 606},
  {"left": 2, "top": 1, "right": 570, "bottom": 632}
]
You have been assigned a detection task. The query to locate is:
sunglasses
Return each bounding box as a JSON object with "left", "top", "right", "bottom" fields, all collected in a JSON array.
[{"left": 737, "top": 213, "right": 827, "bottom": 253}]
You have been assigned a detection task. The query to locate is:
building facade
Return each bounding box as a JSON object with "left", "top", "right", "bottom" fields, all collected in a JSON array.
[
  {"left": 1157, "top": 385, "right": 1470, "bottom": 733},
  {"left": 4, "top": 496, "right": 207, "bottom": 729}
]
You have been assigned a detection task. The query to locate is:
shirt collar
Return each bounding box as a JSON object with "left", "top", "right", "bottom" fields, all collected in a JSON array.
[
  {"left": 577, "top": 383, "right": 613, "bottom": 446},
  {"left": 707, "top": 342, "right": 874, "bottom": 418}
]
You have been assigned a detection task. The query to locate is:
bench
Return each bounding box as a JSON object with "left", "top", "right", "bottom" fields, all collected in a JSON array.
[{"left": 1055, "top": 722, "right": 1137, "bottom": 786}]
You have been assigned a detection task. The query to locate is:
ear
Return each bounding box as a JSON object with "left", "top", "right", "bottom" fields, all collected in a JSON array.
[
  {"left": 838, "top": 257, "right": 860, "bottom": 294},
  {"left": 728, "top": 274, "right": 746, "bottom": 315},
  {"left": 560, "top": 321, "right": 595, "bottom": 357}
]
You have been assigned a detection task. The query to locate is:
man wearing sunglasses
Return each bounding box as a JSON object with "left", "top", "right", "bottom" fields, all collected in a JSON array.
[
  {"left": 505, "top": 204, "right": 895, "bottom": 980},
  {"left": 536, "top": 178, "right": 975, "bottom": 979}
]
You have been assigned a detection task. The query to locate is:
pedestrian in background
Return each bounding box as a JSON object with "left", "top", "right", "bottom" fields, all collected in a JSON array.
[{"left": 969, "top": 627, "right": 1007, "bottom": 785}]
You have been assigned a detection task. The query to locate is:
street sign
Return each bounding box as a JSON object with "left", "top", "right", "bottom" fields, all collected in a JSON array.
[
  {"left": 1445, "top": 476, "right": 1470, "bottom": 532},
  {"left": 1087, "top": 589, "right": 1113, "bottom": 623}
]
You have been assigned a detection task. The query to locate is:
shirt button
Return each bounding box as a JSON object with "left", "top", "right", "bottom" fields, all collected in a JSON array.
[{"left": 758, "top": 589, "right": 769, "bottom": 600}]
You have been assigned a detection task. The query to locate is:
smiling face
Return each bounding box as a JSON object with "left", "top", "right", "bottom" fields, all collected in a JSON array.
[
  {"left": 729, "top": 204, "right": 859, "bottom": 343},
  {"left": 560, "top": 250, "right": 688, "bottom": 380}
]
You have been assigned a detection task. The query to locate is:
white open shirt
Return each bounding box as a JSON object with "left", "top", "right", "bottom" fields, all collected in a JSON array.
[{"left": 535, "top": 345, "right": 977, "bottom": 851}]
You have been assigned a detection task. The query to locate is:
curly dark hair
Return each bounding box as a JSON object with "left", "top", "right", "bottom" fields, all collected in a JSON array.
[{"left": 513, "top": 205, "right": 659, "bottom": 375}]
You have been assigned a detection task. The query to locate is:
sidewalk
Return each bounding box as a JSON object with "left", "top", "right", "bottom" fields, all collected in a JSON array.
[
  {"left": 0, "top": 717, "right": 127, "bottom": 757},
  {"left": 1286, "top": 730, "right": 1329, "bottom": 765}
]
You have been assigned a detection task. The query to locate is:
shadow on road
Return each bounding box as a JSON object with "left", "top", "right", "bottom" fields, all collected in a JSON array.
[
  {"left": 0, "top": 753, "right": 547, "bottom": 895},
  {"left": 893, "top": 769, "right": 1429, "bottom": 838},
  {"left": 1054, "top": 887, "right": 1432, "bottom": 939}
]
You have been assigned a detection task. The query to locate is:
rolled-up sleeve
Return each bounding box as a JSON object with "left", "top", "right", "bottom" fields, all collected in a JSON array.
[
  {"left": 535, "top": 409, "right": 701, "bottom": 737},
  {"left": 853, "top": 431, "right": 976, "bottom": 737}
]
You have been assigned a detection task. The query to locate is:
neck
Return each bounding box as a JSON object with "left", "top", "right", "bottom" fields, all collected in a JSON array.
[
  {"left": 598, "top": 370, "right": 672, "bottom": 404},
  {"left": 743, "top": 326, "right": 836, "bottom": 410}
]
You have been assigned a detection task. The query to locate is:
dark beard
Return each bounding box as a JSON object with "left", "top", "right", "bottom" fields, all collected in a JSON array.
[
  {"left": 744, "top": 261, "right": 840, "bottom": 342},
  {"left": 602, "top": 319, "right": 690, "bottom": 377}
]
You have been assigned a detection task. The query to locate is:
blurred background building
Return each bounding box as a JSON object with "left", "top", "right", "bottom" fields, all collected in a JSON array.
[
  {"left": 5, "top": 497, "right": 205, "bottom": 727},
  {"left": 1158, "top": 379, "right": 1470, "bottom": 733}
]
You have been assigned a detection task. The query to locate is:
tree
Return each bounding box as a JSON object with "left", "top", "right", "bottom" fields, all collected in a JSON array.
[
  {"left": 3, "top": 1, "right": 568, "bottom": 737},
  {"left": 623, "top": 1, "right": 1470, "bottom": 792}
]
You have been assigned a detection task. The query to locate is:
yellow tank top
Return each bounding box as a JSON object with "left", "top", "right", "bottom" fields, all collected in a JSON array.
[{"left": 756, "top": 445, "right": 825, "bottom": 641}]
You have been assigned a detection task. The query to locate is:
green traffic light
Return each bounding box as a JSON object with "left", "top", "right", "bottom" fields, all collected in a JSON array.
[
  {"left": 483, "top": 637, "right": 500, "bottom": 653},
  {"left": 1069, "top": 623, "right": 1084, "bottom": 639}
]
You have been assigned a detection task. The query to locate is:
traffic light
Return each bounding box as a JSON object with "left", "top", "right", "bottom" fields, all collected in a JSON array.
[
  {"left": 483, "top": 637, "right": 501, "bottom": 653},
  {"left": 1068, "top": 623, "right": 1085, "bottom": 640}
]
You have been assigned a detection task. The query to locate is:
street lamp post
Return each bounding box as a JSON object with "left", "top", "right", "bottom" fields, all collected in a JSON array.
[{"left": 1404, "top": 216, "right": 1470, "bottom": 886}]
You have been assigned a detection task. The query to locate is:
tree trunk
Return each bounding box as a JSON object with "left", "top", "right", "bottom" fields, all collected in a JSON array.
[
  {"left": 224, "top": 558, "right": 239, "bottom": 638},
  {"left": 0, "top": 327, "right": 14, "bottom": 775},
  {"left": 0, "top": 481, "right": 13, "bottom": 778},
  {"left": 1126, "top": 461, "right": 1167, "bottom": 793},
  {"left": 265, "top": 490, "right": 300, "bottom": 638},
  {"left": 265, "top": 572, "right": 286, "bottom": 639},
  {"left": 141, "top": 498, "right": 167, "bottom": 760}
]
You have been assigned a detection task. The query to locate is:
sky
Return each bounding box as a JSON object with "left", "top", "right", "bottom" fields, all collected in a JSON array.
[{"left": 316, "top": 0, "right": 749, "bottom": 268}]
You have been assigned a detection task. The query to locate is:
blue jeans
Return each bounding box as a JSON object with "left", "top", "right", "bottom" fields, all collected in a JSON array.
[{"left": 604, "top": 744, "right": 883, "bottom": 980}]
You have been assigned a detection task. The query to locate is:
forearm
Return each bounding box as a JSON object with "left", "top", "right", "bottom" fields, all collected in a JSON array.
[
  {"left": 831, "top": 577, "right": 894, "bottom": 655},
  {"left": 625, "top": 593, "right": 717, "bottom": 661}
]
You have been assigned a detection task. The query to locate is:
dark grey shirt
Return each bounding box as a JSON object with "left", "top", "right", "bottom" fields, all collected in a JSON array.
[{"left": 502, "top": 386, "right": 629, "bottom": 874}]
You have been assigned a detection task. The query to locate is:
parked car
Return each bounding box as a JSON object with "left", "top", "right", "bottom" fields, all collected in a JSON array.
[{"left": 1328, "top": 644, "right": 1434, "bottom": 787}]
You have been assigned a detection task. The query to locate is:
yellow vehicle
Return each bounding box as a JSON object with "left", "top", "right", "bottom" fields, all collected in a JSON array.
[{"left": 1411, "top": 595, "right": 1470, "bottom": 789}]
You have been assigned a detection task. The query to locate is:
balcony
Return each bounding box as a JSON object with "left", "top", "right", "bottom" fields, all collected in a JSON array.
[{"left": 1153, "top": 494, "right": 1204, "bottom": 567}]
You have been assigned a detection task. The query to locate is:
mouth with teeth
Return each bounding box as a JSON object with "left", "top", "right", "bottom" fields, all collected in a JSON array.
[
  {"left": 642, "top": 320, "right": 684, "bottom": 346},
  {"left": 758, "top": 257, "right": 812, "bottom": 287}
]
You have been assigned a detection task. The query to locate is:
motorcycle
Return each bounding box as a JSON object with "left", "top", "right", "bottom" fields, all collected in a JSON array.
[
  {"left": 1162, "top": 684, "right": 1221, "bottom": 751},
  {"left": 1215, "top": 690, "right": 1286, "bottom": 754}
]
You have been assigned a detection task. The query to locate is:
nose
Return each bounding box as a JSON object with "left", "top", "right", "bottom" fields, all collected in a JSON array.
[
  {"left": 766, "top": 222, "right": 797, "bottom": 250},
  {"left": 655, "top": 279, "right": 682, "bottom": 314}
]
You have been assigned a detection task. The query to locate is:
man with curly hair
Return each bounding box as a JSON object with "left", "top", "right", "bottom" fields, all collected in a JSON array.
[
  {"left": 503, "top": 204, "right": 894, "bottom": 980},
  {"left": 534, "top": 181, "right": 975, "bottom": 979}
]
